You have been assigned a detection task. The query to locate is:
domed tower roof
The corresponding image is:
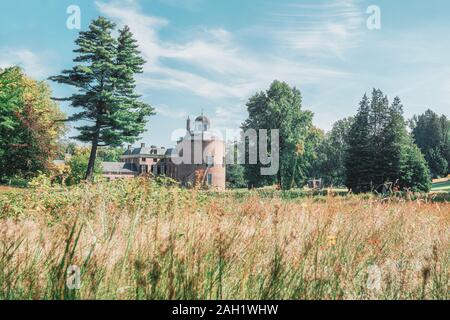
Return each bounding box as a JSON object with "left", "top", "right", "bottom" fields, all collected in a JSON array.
[{"left": 195, "top": 115, "right": 210, "bottom": 125}]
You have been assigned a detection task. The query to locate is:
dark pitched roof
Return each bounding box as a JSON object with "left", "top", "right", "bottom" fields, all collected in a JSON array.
[
  {"left": 124, "top": 147, "right": 167, "bottom": 156},
  {"left": 102, "top": 162, "right": 137, "bottom": 174}
]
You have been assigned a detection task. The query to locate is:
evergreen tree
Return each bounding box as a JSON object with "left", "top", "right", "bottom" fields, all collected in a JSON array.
[
  {"left": 50, "top": 17, "right": 154, "bottom": 180},
  {"left": 370, "top": 90, "right": 390, "bottom": 187},
  {"left": 226, "top": 164, "right": 247, "bottom": 189},
  {"left": 346, "top": 94, "right": 374, "bottom": 192},
  {"left": 346, "top": 90, "right": 431, "bottom": 193},
  {"left": 380, "top": 97, "right": 408, "bottom": 185}
]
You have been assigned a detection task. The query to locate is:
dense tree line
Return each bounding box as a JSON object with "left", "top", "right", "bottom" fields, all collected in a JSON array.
[
  {"left": 240, "top": 86, "right": 436, "bottom": 193},
  {"left": 0, "top": 67, "right": 65, "bottom": 182}
]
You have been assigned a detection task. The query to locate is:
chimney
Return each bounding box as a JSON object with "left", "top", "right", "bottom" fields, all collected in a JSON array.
[
  {"left": 141, "top": 143, "right": 146, "bottom": 149},
  {"left": 186, "top": 116, "right": 191, "bottom": 132},
  {"left": 128, "top": 145, "right": 132, "bottom": 151}
]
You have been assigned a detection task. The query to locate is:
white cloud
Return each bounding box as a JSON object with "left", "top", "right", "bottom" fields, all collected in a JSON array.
[
  {"left": 154, "top": 104, "right": 188, "bottom": 119},
  {"left": 96, "top": 0, "right": 350, "bottom": 100},
  {"left": 0, "top": 48, "right": 53, "bottom": 79}
]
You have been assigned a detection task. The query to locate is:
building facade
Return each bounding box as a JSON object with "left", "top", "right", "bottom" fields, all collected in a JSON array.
[{"left": 103, "top": 115, "right": 226, "bottom": 190}]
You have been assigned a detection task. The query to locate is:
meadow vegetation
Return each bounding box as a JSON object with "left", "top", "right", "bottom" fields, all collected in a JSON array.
[{"left": 0, "top": 178, "right": 448, "bottom": 300}]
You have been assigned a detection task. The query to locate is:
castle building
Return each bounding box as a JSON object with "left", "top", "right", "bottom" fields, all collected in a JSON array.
[{"left": 102, "top": 115, "right": 226, "bottom": 190}]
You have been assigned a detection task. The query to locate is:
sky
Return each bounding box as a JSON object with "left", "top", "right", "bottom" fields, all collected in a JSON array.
[{"left": 1, "top": 0, "right": 449, "bottom": 148}]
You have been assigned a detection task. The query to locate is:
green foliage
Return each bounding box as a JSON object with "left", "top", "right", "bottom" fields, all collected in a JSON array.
[
  {"left": 399, "top": 143, "right": 432, "bottom": 192},
  {"left": 346, "top": 94, "right": 374, "bottom": 192},
  {"left": 225, "top": 142, "right": 248, "bottom": 189},
  {"left": 66, "top": 149, "right": 103, "bottom": 186},
  {"left": 0, "top": 67, "right": 65, "bottom": 182},
  {"left": 97, "top": 146, "right": 125, "bottom": 162},
  {"left": 50, "top": 17, "right": 154, "bottom": 180},
  {"left": 242, "top": 80, "right": 315, "bottom": 190},
  {"left": 226, "top": 164, "right": 247, "bottom": 189},
  {"left": 410, "top": 109, "right": 450, "bottom": 177},
  {"left": 311, "top": 117, "right": 353, "bottom": 186},
  {"left": 56, "top": 140, "right": 77, "bottom": 159},
  {"left": 3, "top": 177, "right": 29, "bottom": 188},
  {"left": 346, "top": 90, "right": 431, "bottom": 193}
]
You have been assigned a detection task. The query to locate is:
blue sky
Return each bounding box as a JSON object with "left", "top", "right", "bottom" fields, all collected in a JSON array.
[{"left": 1, "top": 0, "right": 449, "bottom": 147}]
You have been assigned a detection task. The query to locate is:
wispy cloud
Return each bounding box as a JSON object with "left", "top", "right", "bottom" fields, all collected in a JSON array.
[
  {"left": 212, "top": 105, "right": 246, "bottom": 131},
  {"left": 154, "top": 104, "right": 188, "bottom": 119},
  {"left": 96, "top": 0, "right": 350, "bottom": 101},
  {"left": 270, "top": 0, "right": 365, "bottom": 58},
  {"left": 0, "top": 48, "right": 54, "bottom": 80}
]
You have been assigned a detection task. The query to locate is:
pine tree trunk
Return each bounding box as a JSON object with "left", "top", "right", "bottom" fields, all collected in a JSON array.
[{"left": 85, "top": 126, "right": 100, "bottom": 181}]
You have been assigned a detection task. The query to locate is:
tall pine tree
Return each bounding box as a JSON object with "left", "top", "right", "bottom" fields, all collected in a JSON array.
[
  {"left": 50, "top": 17, "right": 154, "bottom": 180},
  {"left": 346, "top": 94, "right": 374, "bottom": 192},
  {"left": 370, "top": 89, "right": 390, "bottom": 187},
  {"left": 381, "top": 97, "right": 408, "bottom": 184},
  {"left": 346, "top": 90, "right": 430, "bottom": 193}
]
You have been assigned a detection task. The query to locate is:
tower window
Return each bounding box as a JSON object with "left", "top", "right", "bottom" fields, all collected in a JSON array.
[
  {"left": 206, "top": 156, "right": 214, "bottom": 167},
  {"left": 207, "top": 174, "right": 213, "bottom": 186}
]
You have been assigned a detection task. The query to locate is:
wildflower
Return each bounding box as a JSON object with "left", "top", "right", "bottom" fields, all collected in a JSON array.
[{"left": 327, "top": 235, "right": 337, "bottom": 247}]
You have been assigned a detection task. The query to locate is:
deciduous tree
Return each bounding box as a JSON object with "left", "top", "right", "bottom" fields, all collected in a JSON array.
[
  {"left": 0, "top": 67, "right": 65, "bottom": 181},
  {"left": 410, "top": 109, "right": 449, "bottom": 177},
  {"left": 242, "top": 80, "right": 314, "bottom": 190},
  {"left": 311, "top": 117, "right": 353, "bottom": 186}
]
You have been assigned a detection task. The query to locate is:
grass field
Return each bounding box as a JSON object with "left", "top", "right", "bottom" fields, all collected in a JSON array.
[
  {"left": 431, "top": 180, "right": 450, "bottom": 192},
  {"left": 0, "top": 185, "right": 24, "bottom": 194},
  {"left": 0, "top": 178, "right": 448, "bottom": 300}
]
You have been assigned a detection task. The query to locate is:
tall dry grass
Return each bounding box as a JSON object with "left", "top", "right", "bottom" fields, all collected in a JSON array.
[{"left": 0, "top": 178, "right": 448, "bottom": 300}]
